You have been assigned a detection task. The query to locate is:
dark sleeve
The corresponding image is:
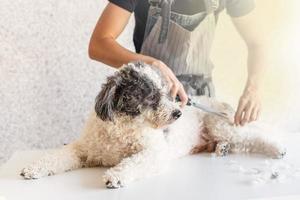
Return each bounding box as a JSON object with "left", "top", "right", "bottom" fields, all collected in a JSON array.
[
  {"left": 225, "top": 0, "right": 255, "bottom": 17},
  {"left": 108, "top": 0, "right": 138, "bottom": 12}
]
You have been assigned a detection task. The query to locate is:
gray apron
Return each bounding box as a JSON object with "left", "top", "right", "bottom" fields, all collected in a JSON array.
[{"left": 141, "top": 0, "right": 219, "bottom": 97}]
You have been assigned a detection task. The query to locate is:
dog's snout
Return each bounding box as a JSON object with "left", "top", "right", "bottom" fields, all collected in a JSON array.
[{"left": 172, "top": 109, "right": 182, "bottom": 120}]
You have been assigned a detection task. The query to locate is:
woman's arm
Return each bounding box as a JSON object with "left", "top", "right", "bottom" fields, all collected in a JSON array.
[
  {"left": 231, "top": 11, "right": 269, "bottom": 126},
  {"left": 88, "top": 3, "right": 155, "bottom": 66},
  {"left": 89, "top": 3, "right": 188, "bottom": 105}
]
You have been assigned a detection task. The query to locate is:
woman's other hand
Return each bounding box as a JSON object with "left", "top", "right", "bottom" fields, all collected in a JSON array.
[{"left": 234, "top": 85, "right": 261, "bottom": 126}]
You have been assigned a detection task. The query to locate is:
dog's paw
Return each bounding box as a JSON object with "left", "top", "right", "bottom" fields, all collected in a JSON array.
[
  {"left": 216, "top": 142, "right": 231, "bottom": 157},
  {"left": 105, "top": 180, "right": 123, "bottom": 189},
  {"left": 20, "top": 167, "right": 42, "bottom": 179},
  {"left": 268, "top": 143, "right": 287, "bottom": 159},
  {"left": 272, "top": 147, "right": 287, "bottom": 159},
  {"left": 103, "top": 172, "right": 123, "bottom": 189},
  {"left": 20, "top": 165, "right": 53, "bottom": 180}
]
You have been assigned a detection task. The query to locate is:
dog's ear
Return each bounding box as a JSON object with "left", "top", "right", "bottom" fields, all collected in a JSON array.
[{"left": 95, "top": 76, "right": 119, "bottom": 121}]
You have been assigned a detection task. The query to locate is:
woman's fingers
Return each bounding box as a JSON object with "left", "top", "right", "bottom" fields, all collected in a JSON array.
[
  {"left": 241, "top": 101, "right": 261, "bottom": 125},
  {"left": 165, "top": 77, "right": 173, "bottom": 92},
  {"left": 241, "top": 103, "right": 253, "bottom": 126},
  {"left": 234, "top": 99, "right": 246, "bottom": 126},
  {"left": 170, "top": 79, "right": 188, "bottom": 107},
  {"left": 251, "top": 105, "right": 261, "bottom": 122},
  {"left": 151, "top": 60, "right": 188, "bottom": 107},
  {"left": 177, "top": 84, "right": 188, "bottom": 107},
  {"left": 235, "top": 85, "right": 262, "bottom": 126},
  {"left": 235, "top": 102, "right": 261, "bottom": 126},
  {"left": 170, "top": 81, "right": 180, "bottom": 99},
  {"left": 237, "top": 102, "right": 260, "bottom": 126},
  {"left": 249, "top": 105, "right": 257, "bottom": 122}
]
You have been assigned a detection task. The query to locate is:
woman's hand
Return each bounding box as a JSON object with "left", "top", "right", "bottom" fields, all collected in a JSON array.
[
  {"left": 152, "top": 60, "right": 188, "bottom": 107},
  {"left": 234, "top": 85, "right": 261, "bottom": 126}
]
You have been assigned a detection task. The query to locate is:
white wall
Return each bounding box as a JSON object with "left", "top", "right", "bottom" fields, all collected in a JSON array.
[
  {"left": 0, "top": 0, "right": 135, "bottom": 164},
  {"left": 0, "top": 0, "right": 299, "bottom": 164}
]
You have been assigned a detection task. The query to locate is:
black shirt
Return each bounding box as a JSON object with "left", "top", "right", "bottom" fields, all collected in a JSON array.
[{"left": 108, "top": 0, "right": 255, "bottom": 53}]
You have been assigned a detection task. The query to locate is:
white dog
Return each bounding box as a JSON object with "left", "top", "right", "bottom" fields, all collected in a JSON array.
[{"left": 20, "top": 62, "right": 286, "bottom": 189}]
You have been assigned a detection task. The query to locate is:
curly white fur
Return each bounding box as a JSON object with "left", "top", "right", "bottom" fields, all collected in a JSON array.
[{"left": 20, "top": 62, "right": 286, "bottom": 189}]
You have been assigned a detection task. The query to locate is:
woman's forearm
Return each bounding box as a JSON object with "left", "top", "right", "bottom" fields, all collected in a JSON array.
[
  {"left": 245, "top": 44, "right": 268, "bottom": 92},
  {"left": 88, "top": 37, "right": 156, "bottom": 68}
]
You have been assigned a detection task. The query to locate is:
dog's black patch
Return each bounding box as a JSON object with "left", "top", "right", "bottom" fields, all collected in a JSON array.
[
  {"left": 114, "top": 66, "right": 161, "bottom": 116},
  {"left": 95, "top": 74, "right": 121, "bottom": 121},
  {"left": 95, "top": 62, "right": 161, "bottom": 121}
]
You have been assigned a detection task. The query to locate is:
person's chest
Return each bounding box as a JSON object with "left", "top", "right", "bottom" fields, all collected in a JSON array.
[
  {"left": 172, "top": 0, "right": 206, "bottom": 14},
  {"left": 136, "top": 0, "right": 207, "bottom": 15}
]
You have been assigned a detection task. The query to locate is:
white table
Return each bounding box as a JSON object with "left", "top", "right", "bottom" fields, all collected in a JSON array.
[{"left": 1, "top": 133, "right": 300, "bottom": 200}]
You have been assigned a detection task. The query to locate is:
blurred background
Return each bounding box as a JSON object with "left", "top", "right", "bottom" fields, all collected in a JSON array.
[
  {"left": 0, "top": 0, "right": 299, "bottom": 165},
  {"left": 213, "top": 0, "right": 300, "bottom": 132}
]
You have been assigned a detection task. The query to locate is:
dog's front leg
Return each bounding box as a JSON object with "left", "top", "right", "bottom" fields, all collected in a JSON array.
[
  {"left": 20, "top": 143, "right": 84, "bottom": 179},
  {"left": 103, "top": 149, "right": 168, "bottom": 189}
]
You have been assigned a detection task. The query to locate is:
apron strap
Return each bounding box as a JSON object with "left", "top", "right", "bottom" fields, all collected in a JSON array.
[
  {"left": 148, "top": 0, "right": 174, "bottom": 44},
  {"left": 158, "top": 0, "right": 173, "bottom": 44}
]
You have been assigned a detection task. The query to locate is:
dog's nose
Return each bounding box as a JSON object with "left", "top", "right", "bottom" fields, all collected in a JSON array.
[{"left": 172, "top": 109, "right": 182, "bottom": 120}]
